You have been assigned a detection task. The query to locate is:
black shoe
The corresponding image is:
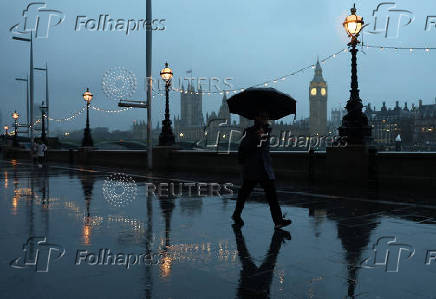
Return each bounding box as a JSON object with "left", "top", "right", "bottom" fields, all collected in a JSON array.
[
  {"left": 274, "top": 229, "right": 292, "bottom": 242},
  {"left": 232, "top": 214, "right": 245, "bottom": 226},
  {"left": 274, "top": 218, "right": 292, "bottom": 229}
]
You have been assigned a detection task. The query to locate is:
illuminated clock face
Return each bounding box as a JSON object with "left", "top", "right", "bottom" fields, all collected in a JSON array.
[
  {"left": 310, "top": 88, "right": 317, "bottom": 96},
  {"left": 321, "top": 88, "right": 326, "bottom": 96}
]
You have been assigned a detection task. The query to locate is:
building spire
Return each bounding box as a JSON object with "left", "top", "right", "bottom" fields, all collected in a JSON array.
[{"left": 312, "top": 58, "right": 324, "bottom": 82}]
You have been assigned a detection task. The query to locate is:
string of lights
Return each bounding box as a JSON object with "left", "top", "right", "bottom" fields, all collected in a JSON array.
[
  {"left": 149, "top": 47, "right": 349, "bottom": 96},
  {"left": 91, "top": 105, "right": 133, "bottom": 113},
  {"left": 361, "top": 43, "right": 436, "bottom": 52},
  {"left": 47, "top": 106, "right": 87, "bottom": 122},
  {"left": 28, "top": 105, "right": 132, "bottom": 126}
]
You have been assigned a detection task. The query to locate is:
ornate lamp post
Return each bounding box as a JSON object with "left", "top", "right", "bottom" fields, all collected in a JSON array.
[
  {"left": 40, "top": 101, "right": 48, "bottom": 143},
  {"left": 12, "top": 111, "right": 19, "bottom": 147},
  {"left": 159, "top": 62, "right": 175, "bottom": 146},
  {"left": 338, "top": 4, "right": 371, "bottom": 145},
  {"left": 81, "top": 88, "right": 94, "bottom": 147}
]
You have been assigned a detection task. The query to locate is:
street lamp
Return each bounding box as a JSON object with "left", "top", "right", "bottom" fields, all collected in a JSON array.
[
  {"left": 12, "top": 111, "right": 19, "bottom": 147},
  {"left": 40, "top": 101, "right": 48, "bottom": 143},
  {"left": 4, "top": 125, "right": 9, "bottom": 135},
  {"left": 338, "top": 4, "right": 371, "bottom": 145},
  {"left": 81, "top": 88, "right": 94, "bottom": 147},
  {"left": 159, "top": 62, "right": 175, "bottom": 146}
]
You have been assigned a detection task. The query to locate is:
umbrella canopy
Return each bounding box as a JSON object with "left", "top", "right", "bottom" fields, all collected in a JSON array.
[{"left": 226, "top": 88, "right": 296, "bottom": 120}]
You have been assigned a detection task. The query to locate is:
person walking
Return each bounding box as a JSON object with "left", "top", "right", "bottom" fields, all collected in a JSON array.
[
  {"left": 37, "top": 141, "right": 47, "bottom": 168},
  {"left": 31, "top": 140, "right": 39, "bottom": 164},
  {"left": 232, "top": 114, "right": 292, "bottom": 229}
]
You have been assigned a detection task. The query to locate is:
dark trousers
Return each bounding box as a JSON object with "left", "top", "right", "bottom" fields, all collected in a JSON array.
[{"left": 234, "top": 180, "right": 283, "bottom": 224}]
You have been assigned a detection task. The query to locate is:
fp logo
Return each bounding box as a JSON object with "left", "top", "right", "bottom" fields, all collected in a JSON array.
[
  {"left": 361, "top": 236, "right": 415, "bottom": 272},
  {"left": 10, "top": 237, "right": 65, "bottom": 272},
  {"left": 366, "top": 2, "right": 414, "bottom": 39},
  {"left": 10, "top": 2, "right": 65, "bottom": 38}
]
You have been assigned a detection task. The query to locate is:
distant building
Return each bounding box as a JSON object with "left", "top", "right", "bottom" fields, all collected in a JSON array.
[
  {"left": 174, "top": 83, "right": 205, "bottom": 143},
  {"left": 365, "top": 101, "right": 414, "bottom": 146},
  {"left": 329, "top": 108, "right": 346, "bottom": 135},
  {"left": 309, "top": 59, "right": 328, "bottom": 136},
  {"left": 414, "top": 99, "right": 436, "bottom": 147},
  {"left": 132, "top": 120, "right": 147, "bottom": 140}
]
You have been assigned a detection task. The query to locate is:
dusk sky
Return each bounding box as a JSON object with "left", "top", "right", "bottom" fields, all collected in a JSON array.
[{"left": 1, "top": 0, "right": 436, "bottom": 132}]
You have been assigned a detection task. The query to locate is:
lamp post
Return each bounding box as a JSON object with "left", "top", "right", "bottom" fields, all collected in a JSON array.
[
  {"left": 4, "top": 126, "right": 8, "bottom": 135},
  {"left": 40, "top": 101, "right": 48, "bottom": 143},
  {"left": 338, "top": 4, "right": 371, "bottom": 145},
  {"left": 12, "top": 111, "right": 19, "bottom": 147},
  {"left": 81, "top": 88, "right": 94, "bottom": 147},
  {"left": 159, "top": 62, "right": 175, "bottom": 146}
]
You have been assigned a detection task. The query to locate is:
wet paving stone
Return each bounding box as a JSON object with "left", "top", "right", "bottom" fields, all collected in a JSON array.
[{"left": 1, "top": 160, "right": 436, "bottom": 298}]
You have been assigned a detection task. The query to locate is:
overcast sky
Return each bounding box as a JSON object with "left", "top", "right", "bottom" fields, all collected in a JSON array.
[{"left": 1, "top": 0, "right": 436, "bottom": 132}]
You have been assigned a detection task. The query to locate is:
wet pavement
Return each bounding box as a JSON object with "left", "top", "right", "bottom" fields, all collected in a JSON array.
[{"left": 1, "top": 159, "right": 436, "bottom": 299}]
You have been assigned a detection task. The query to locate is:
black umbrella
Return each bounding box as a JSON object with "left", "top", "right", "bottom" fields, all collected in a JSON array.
[{"left": 226, "top": 87, "right": 296, "bottom": 120}]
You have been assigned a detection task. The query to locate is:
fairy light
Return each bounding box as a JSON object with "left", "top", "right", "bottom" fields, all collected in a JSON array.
[
  {"left": 362, "top": 43, "right": 436, "bottom": 52},
  {"left": 91, "top": 106, "right": 133, "bottom": 113}
]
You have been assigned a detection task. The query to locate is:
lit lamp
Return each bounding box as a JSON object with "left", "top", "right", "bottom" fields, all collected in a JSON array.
[
  {"left": 12, "top": 111, "right": 19, "bottom": 146},
  {"left": 343, "top": 4, "right": 364, "bottom": 45},
  {"left": 338, "top": 4, "right": 371, "bottom": 145},
  {"left": 81, "top": 88, "right": 94, "bottom": 147},
  {"left": 159, "top": 62, "right": 175, "bottom": 146},
  {"left": 4, "top": 125, "right": 9, "bottom": 135}
]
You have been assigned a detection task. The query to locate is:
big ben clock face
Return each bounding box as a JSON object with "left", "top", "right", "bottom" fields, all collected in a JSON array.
[
  {"left": 310, "top": 88, "right": 317, "bottom": 96},
  {"left": 321, "top": 88, "right": 326, "bottom": 96}
]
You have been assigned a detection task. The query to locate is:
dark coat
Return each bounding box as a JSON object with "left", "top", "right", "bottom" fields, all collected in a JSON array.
[{"left": 238, "top": 125, "right": 275, "bottom": 181}]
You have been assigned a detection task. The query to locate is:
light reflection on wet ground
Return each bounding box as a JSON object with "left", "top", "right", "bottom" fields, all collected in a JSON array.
[{"left": 1, "top": 159, "right": 436, "bottom": 299}]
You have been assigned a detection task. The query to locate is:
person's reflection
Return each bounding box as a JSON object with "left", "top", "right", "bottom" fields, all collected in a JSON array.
[
  {"left": 232, "top": 225, "right": 291, "bottom": 298},
  {"left": 79, "top": 172, "right": 96, "bottom": 245},
  {"left": 33, "top": 165, "right": 50, "bottom": 234}
]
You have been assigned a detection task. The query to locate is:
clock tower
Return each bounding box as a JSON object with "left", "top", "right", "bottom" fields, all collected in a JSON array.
[{"left": 309, "top": 59, "right": 328, "bottom": 136}]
